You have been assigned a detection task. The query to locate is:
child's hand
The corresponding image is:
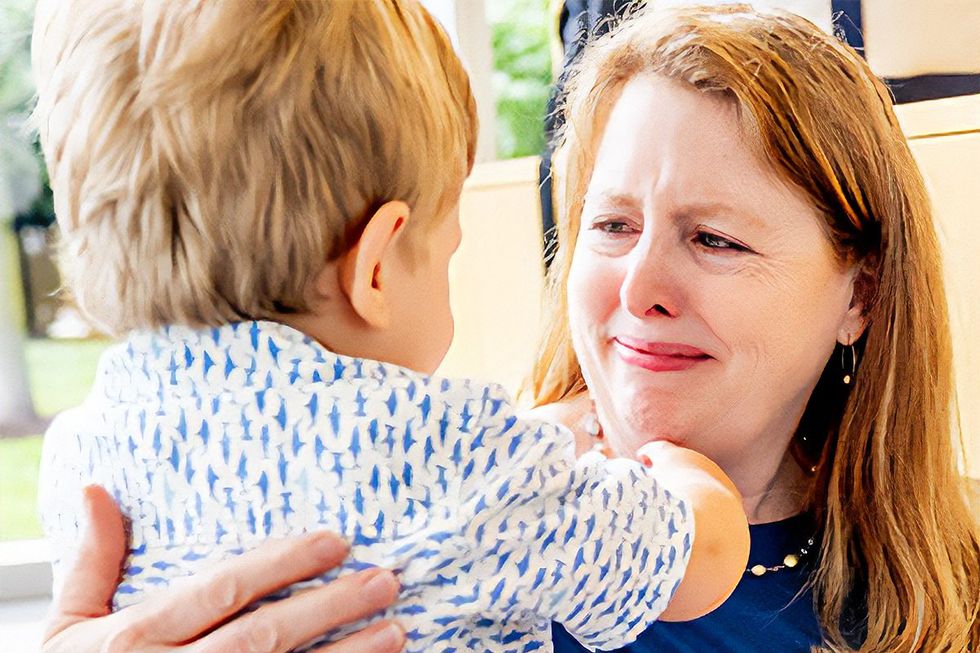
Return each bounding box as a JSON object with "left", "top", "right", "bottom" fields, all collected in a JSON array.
[
  {"left": 634, "top": 441, "right": 750, "bottom": 623},
  {"left": 635, "top": 440, "right": 740, "bottom": 499}
]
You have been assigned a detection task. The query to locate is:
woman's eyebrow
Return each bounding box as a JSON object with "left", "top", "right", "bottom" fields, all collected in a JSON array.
[
  {"left": 677, "top": 201, "right": 766, "bottom": 230},
  {"left": 677, "top": 201, "right": 738, "bottom": 217},
  {"left": 585, "top": 193, "right": 762, "bottom": 228},
  {"left": 583, "top": 191, "right": 643, "bottom": 212}
]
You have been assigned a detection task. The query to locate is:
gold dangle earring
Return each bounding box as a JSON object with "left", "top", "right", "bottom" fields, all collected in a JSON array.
[{"left": 841, "top": 337, "right": 858, "bottom": 385}]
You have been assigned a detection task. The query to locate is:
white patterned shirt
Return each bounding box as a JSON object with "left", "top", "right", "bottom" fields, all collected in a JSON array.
[{"left": 39, "top": 320, "right": 693, "bottom": 652}]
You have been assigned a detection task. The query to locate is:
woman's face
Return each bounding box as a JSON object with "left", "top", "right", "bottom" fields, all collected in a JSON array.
[{"left": 568, "top": 75, "right": 865, "bottom": 473}]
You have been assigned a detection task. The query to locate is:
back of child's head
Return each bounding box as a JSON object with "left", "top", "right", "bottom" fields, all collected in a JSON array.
[{"left": 32, "top": 0, "right": 477, "bottom": 334}]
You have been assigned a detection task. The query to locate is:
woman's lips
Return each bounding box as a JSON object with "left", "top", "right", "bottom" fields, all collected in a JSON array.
[{"left": 612, "top": 337, "right": 712, "bottom": 372}]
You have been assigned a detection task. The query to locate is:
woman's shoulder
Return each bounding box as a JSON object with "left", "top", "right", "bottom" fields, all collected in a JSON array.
[{"left": 519, "top": 393, "right": 595, "bottom": 456}]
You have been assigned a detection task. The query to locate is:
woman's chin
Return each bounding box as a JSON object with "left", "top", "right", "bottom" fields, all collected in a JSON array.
[
  {"left": 613, "top": 391, "right": 718, "bottom": 441},
  {"left": 615, "top": 409, "right": 696, "bottom": 449}
]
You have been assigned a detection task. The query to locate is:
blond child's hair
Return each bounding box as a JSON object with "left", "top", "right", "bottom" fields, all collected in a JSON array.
[{"left": 31, "top": 0, "right": 477, "bottom": 334}]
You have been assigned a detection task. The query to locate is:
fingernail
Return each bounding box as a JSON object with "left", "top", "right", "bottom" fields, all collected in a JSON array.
[
  {"left": 362, "top": 568, "right": 399, "bottom": 602},
  {"left": 366, "top": 621, "right": 405, "bottom": 652},
  {"left": 638, "top": 454, "right": 653, "bottom": 467},
  {"left": 308, "top": 531, "right": 349, "bottom": 562}
]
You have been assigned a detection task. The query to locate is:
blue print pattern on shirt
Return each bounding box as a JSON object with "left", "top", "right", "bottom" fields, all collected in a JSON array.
[{"left": 39, "top": 321, "right": 693, "bottom": 652}]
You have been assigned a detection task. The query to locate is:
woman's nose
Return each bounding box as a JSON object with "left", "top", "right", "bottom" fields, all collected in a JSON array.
[{"left": 619, "top": 240, "right": 682, "bottom": 319}]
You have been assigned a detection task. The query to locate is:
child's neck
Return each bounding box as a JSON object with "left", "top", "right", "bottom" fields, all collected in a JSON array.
[{"left": 276, "top": 311, "right": 428, "bottom": 374}]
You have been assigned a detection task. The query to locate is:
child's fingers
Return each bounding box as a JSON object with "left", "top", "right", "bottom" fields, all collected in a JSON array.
[
  {"left": 635, "top": 440, "right": 682, "bottom": 466},
  {"left": 635, "top": 441, "right": 741, "bottom": 497},
  {"left": 45, "top": 485, "right": 127, "bottom": 641}
]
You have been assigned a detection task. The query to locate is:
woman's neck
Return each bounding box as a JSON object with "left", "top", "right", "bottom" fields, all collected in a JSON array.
[
  {"left": 528, "top": 395, "right": 813, "bottom": 524},
  {"left": 731, "top": 450, "right": 811, "bottom": 524}
]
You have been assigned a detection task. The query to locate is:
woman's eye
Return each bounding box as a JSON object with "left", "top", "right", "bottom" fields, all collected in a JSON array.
[
  {"left": 695, "top": 231, "right": 748, "bottom": 251},
  {"left": 593, "top": 220, "right": 637, "bottom": 235}
]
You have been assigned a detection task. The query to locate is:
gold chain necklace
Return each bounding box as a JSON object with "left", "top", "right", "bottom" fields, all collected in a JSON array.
[{"left": 584, "top": 414, "right": 816, "bottom": 577}]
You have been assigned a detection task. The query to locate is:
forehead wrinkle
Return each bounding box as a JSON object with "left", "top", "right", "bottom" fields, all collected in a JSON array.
[
  {"left": 587, "top": 75, "right": 817, "bottom": 242},
  {"left": 673, "top": 198, "right": 768, "bottom": 233},
  {"left": 585, "top": 185, "right": 772, "bottom": 236}
]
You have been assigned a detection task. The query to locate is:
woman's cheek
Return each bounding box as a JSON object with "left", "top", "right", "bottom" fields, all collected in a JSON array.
[
  {"left": 568, "top": 249, "right": 626, "bottom": 391},
  {"left": 568, "top": 247, "right": 621, "bottom": 323}
]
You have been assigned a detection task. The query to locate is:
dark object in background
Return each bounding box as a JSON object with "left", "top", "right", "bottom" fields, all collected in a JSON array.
[
  {"left": 541, "top": 0, "right": 635, "bottom": 264},
  {"left": 886, "top": 73, "right": 980, "bottom": 105}
]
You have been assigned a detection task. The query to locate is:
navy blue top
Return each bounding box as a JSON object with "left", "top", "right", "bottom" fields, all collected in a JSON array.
[{"left": 553, "top": 512, "right": 826, "bottom": 652}]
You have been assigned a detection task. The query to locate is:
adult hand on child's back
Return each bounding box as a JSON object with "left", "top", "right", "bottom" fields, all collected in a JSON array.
[{"left": 42, "top": 486, "right": 405, "bottom": 653}]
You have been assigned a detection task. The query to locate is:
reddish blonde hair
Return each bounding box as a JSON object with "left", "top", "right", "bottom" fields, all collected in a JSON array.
[
  {"left": 531, "top": 4, "right": 979, "bottom": 650},
  {"left": 32, "top": 0, "right": 477, "bottom": 333}
]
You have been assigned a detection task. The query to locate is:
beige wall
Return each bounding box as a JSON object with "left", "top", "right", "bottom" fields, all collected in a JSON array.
[
  {"left": 440, "top": 96, "right": 980, "bottom": 477},
  {"left": 863, "top": 0, "right": 980, "bottom": 78},
  {"left": 437, "top": 157, "right": 546, "bottom": 394},
  {"left": 896, "top": 94, "right": 980, "bottom": 478}
]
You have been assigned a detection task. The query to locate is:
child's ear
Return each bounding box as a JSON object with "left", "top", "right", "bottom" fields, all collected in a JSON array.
[{"left": 338, "top": 201, "right": 411, "bottom": 329}]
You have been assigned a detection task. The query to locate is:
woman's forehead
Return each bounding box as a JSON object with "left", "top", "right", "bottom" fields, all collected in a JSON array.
[
  {"left": 583, "top": 75, "right": 823, "bottom": 239},
  {"left": 589, "top": 80, "right": 778, "bottom": 200}
]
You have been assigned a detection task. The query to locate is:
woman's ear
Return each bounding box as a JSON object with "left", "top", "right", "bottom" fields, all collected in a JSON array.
[
  {"left": 837, "top": 264, "right": 875, "bottom": 344},
  {"left": 338, "top": 201, "right": 410, "bottom": 329}
]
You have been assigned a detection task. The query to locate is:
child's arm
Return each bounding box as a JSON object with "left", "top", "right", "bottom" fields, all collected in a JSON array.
[
  {"left": 630, "top": 441, "right": 749, "bottom": 622},
  {"left": 37, "top": 411, "right": 94, "bottom": 593},
  {"left": 526, "top": 396, "right": 750, "bottom": 622},
  {"left": 454, "top": 396, "right": 747, "bottom": 651}
]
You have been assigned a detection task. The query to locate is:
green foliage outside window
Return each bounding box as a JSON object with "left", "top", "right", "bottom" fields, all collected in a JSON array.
[
  {"left": 488, "top": 0, "right": 554, "bottom": 160},
  {"left": 0, "top": 0, "right": 44, "bottom": 224}
]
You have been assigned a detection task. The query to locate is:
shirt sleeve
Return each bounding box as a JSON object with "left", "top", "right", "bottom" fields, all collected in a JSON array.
[
  {"left": 455, "top": 388, "right": 695, "bottom": 651},
  {"left": 36, "top": 410, "right": 92, "bottom": 595}
]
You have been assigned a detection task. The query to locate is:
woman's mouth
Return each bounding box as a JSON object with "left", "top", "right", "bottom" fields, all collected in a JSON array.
[{"left": 612, "top": 337, "right": 713, "bottom": 372}]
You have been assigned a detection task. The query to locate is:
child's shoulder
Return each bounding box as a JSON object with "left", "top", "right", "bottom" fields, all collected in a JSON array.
[
  {"left": 407, "top": 371, "right": 513, "bottom": 411},
  {"left": 103, "top": 319, "right": 538, "bottom": 439},
  {"left": 41, "top": 407, "right": 89, "bottom": 460}
]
